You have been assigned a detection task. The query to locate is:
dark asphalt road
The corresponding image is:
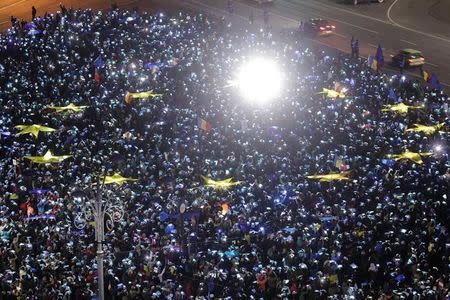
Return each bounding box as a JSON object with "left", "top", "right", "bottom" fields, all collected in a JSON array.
[
  {"left": 1, "top": 0, "right": 449, "bottom": 89},
  {"left": 182, "top": 0, "right": 450, "bottom": 88}
]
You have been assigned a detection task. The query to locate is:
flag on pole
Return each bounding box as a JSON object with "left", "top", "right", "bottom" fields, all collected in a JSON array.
[
  {"left": 419, "top": 66, "right": 430, "bottom": 83},
  {"left": 94, "top": 55, "right": 105, "bottom": 69},
  {"left": 375, "top": 45, "right": 384, "bottom": 72},
  {"left": 197, "top": 117, "right": 212, "bottom": 132},
  {"left": 367, "top": 55, "right": 377, "bottom": 71},
  {"left": 94, "top": 69, "right": 101, "bottom": 83},
  {"left": 388, "top": 88, "right": 396, "bottom": 101},
  {"left": 144, "top": 62, "right": 161, "bottom": 74},
  {"left": 335, "top": 159, "right": 350, "bottom": 171},
  {"left": 430, "top": 73, "right": 442, "bottom": 90},
  {"left": 168, "top": 57, "right": 180, "bottom": 66}
]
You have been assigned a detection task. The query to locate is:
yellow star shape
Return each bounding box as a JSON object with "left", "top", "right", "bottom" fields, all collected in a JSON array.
[
  {"left": 318, "top": 88, "right": 346, "bottom": 99},
  {"left": 382, "top": 103, "right": 423, "bottom": 114},
  {"left": 387, "top": 150, "right": 432, "bottom": 164},
  {"left": 48, "top": 103, "right": 88, "bottom": 113},
  {"left": 125, "top": 91, "right": 163, "bottom": 104},
  {"left": 15, "top": 124, "right": 56, "bottom": 139},
  {"left": 103, "top": 173, "right": 138, "bottom": 186},
  {"left": 25, "top": 150, "right": 71, "bottom": 164},
  {"left": 307, "top": 171, "right": 351, "bottom": 182},
  {"left": 201, "top": 175, "right": 242, "bottom": 190},
  {"left": 406, "top": 123, "right": 445, "bottom": 135}
]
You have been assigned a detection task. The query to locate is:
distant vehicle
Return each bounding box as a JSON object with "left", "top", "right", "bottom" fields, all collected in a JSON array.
[
  {"left": 304, "top": 19, "right": 335, "bottom": 37},
  {"left": 252, "top": 0, "right": 274, "bottom": 4},
  {"left": 392, "top": 49, "right": 425, "bottom": 67},
  {"left": 351, "top": 0, "right": 384, "bottom": 4}
]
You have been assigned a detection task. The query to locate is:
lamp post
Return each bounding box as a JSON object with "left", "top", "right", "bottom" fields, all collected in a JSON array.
[{"left": 72, "top": 182, "right": 124, "bottom": 300}]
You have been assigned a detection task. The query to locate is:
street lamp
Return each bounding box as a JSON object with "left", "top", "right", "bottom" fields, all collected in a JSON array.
[{"left": 72, "top": 181, "right": 124, "bottom": 300}]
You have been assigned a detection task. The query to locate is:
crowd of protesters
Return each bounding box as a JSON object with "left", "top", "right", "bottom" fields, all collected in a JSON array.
[{"left": 0, "top": 4, "right": 449, "bottom": 300}]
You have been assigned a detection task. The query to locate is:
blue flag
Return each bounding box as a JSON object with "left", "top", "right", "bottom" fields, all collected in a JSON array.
[
  {"left": 388, "top": 88, "right": 396, "bottom": 101},
  {"left": 144, "top": 62, "right": 161, "bottom": 73},
  {"left": 367, "top": 55, "right": 377, "bottom": 71},
  {"left": 375, "top": 45, "right": 384, "bottom": 70},
  {"left": 430, "top": 73, "right": 442, "bottom": 90},
  {"left": 94, "top": 55, "right": 104, "bottom": 69},
  {"left": 381, "top": 159, "right": 395, "bottom": 167}
]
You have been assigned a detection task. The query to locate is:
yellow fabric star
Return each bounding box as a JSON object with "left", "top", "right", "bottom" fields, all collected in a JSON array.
[
  {"left": 382, "top": 103, "right": 423, "bottom": 114},
  {"left": 406, "top": 123, "right": 445, "bottom": 135},
  {"left": 125, "top": 91, "right": 162, "bottom": 104},
  {"left": 387, "top": 150, "right": 432, "bottom": 164},
  {"left": 318, "top": 88, "right": 346, "bottom": 99},
  {"left": 201, "top": 175, "right": 242, "bottom": 190},
  {"left": 48, "top": 103, "right": 88, "bottom": 113},
  {"left": 306, "top": 171, "right": 351, "bottom": 182},
  {"left": 103, "top": 173, "right": 138, "bottom": 186},
  {"left": 25, "top": 150, "right": 71, "bottom": 164},
  {"left": 15, "top": 125, "right": 56, "bottom": 139}
]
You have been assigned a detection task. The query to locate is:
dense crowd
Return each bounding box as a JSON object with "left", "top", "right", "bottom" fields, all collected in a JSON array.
[{"left": 0, "top": 5, "right": 449, "bottom": 300}]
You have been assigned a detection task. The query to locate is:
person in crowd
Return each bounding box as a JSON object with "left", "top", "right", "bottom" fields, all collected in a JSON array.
[
  {"left": 32, "top": 6, "right": 37, "bottom": 20},
  {"left": 351, "top": 36, "right": 355, "bottom": 58}
]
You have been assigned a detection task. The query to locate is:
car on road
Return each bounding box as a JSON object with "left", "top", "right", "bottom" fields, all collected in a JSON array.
[
  {"left": 350, "top": 0, "right": 384, "bottom": 4},
  {"left": 252, "top": 0, "right": 274, "bottom": 4},
  {"left": 304, "top": 19, "right": 335, "bottom": 37},
  {"left": 392, "top": 49, "right": 425, "bottom": 67}
]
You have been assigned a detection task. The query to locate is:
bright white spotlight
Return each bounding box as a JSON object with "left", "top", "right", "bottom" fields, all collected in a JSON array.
[{"left": 237, "top": 57, "right": 282, "bottom": 104}]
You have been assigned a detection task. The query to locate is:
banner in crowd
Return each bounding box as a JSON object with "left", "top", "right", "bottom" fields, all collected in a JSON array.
[
  {"left": 15, "top": 124, "right": 56, "bottom": 139},
  {"left": 319, "top": 88, "right": 345, "bottom": 99},
  {"left": 48, "top": 103, "right": 88, "bottom": 113},
  {"left": 307, "top": 171, "right": 351, "bottom": 182},
  {"left": 201, "top": 175, "right": 241, "bottom": 190},
  {"left": 103, "top": 173, "right": 137, "bottom": 185},
  {"left": 25, "top": 214, "right": 55, "bottom": 221},
  {"left": 24, "top": 150, "right": 71, "bottom": 164},
  {"left": 125, "top": 91, "right": 162, "bottom": 104},
  {"left": 387, "top": 150, "right": 432, "bottom": 164},
  {"left": 406, "top": 123, "right": 444, "bottom": 135},
  {"left": 382, "top": 103, "right": 423, "bottom": 115}
]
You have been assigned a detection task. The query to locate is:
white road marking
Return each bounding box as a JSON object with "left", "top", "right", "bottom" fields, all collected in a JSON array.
[
  {"left": 293, "top": 0, "right": 392, "bottom": 25},
  {"left": 188, "top": 0, "right": 450, "bottom": 89},
  {"left": 270, "top": 11, "right": 300, "bottom": 24},
  {"left": 400, "top": 39, "right": 417, "bottom": 46},
  {"left": 309, "top": 36, "right": 349, "bottom": 54},
  {"left": 0, "top": 0, "right": 29, "bottom": 11},
  {"left": 387, "top": 0, "right": 450, "bottom": 44},
  {"left": 425, "top": 61, "right": 438, "bottom": 67},
  {"left": 190, "top": 0, "right": 248, "bottom": 21},
  {"left": 368, "top": 43, "right": 377, "bottom": 48},
  {"left": 317, "top": 14, "right": 378, "bottom": 34},
  {"left": 334, "top": 32, "right": 348, "bottom": 38},
  {"left": 231, "top": 0, "right": 378, "bottom": 35}
]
